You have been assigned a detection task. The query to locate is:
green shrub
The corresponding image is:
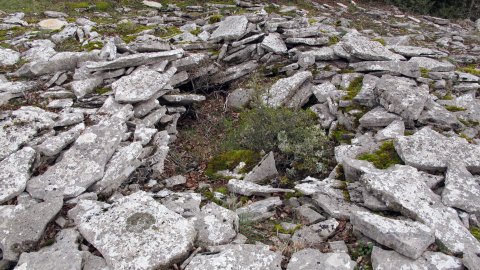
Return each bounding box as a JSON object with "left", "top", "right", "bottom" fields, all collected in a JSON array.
[
  {"left": 223, "top": 106, "right": 334, "bottom": 177},
  {"left": 458, "top": 65, "right": 480, "bottom": 76},
  {"left": 358, "top": 141, "right": 404, "bottom": 169},
  {"left": 471, "top": 227, "right": 480, "bottom": 241}
]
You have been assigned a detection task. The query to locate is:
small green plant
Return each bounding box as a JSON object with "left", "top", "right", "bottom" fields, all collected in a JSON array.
[
  {"left": 441, "top": 93, "right": 453, "bottom": 100},
  {"left": 67, "top": 2, "right": 90, "bottom": 10},
  {"left": 264, "top": 4, "right": 280, "bottom": 14},
  {"left": 342, "top": 77, "right": 363, "bottom": 100},
  {"left": 444, "top": 105, "right": 466, "bottom": 112},
  {"left": 420, "top": 68, "right": 430, "bottom": 78},
  {"left": 338, "top": 68, "right": 354, "bottom": 74},
  {"left": 471, "top": 227, "right": 480, "bottom": 241},
  {"left": 205, "top": 150, "right": 260, "bottom": 178},
  {"left": 274, "top": 223, "right": 302, "bottom": 234},
  {"left": 328, "top": 36, "right": 340, "bottom": 45},
  {"left": 209, "top": 14, "right": 224, "bottom": 24},
  {"left": 331, "top": 125, "right": 353, "bottom": 144},
  {"left": 214, "top": 186, "right": 228, "bottom": 195},
  {"left": 95, "top": 1, "right": 113, "bottom": 11},
  {"left": 459, "top": 118, "right": 480, "bottom": 127},
  {"left": 82, "top": 41, "right": 103, "bottom": 51},
  {"left": 95, "top": 87, "right": 111, "bottom": 95},
  {"left": 358, "top": 141, "right": 404, "bottom": 169},
  {"left": 308, "top": 18, "right": 318, "bottom": 24},
  {"left": 190, "top": 27, "right": 202, "bottom": 36},
  {"left": 156, "top": 26, "right": 182, "bottom": 38},
  {"left": 372, "top": 38, "right": 386, "bottom": 46},
  {"left": 404, "top": 130, "right": 415, "bottom": 136}
]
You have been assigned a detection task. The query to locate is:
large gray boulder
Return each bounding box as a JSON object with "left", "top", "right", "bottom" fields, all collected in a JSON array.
[
  {"left": 0, "top": 147, "right": 36, "bottom": 204},
  {"left": 394, "top": 127, "right": 480, "bottom": 172},
  {"left": 375, "top": 75, "right": 430, "bottom": 121},
  {"left": 0, "top": 195, "right": 63, "bottom": 261},
  {"left": 184, "top": 244, "right": 282, "bottom": 270},
  {"left": 194, "top": 202, "right": 239, "bottom": 246},
  {"left": 351, "top": 211, "right": 435, "bottom": 259},
  {"left": 371, "top": 247, "right": 463, "bottom": 270},
  {"left": 342, "top": 33, "right": 405, "bottom": 61},
  {"left": 262, "top": 71, "right": 312, "bottom": 107},
  {"left": 408, "top": 57, "right": 455, "bottom": 72},
  {"left": 69, "top": 191, "right": 196, "bottom": 270},
  {"left": 287, "top": 249, "right": 356, "bottom": 270},
  {"left": 261, "top": 33, "right": 287, "bottom": 54},
  {"left": 361, "top": 164, "right": 480, "bottom": 254},
  {"left": 209, "top": 16, "right": 248, "bottom": 42}
]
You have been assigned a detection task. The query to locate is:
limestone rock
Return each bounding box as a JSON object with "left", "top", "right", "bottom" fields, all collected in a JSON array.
[
  {"left": 287, "top": 249, "right": 356, "bottom": 270},
  {"left": 0, "top": 147, "right": 36, "bottom": 204},
  {"left": 351, "top": 211, "right": 435, "bottom": 259},
  {"left": 194, "top": 202, "right": 239, "bottom": 246},
  {"left": 243, "top": 151, "right": 278, "bottom": 183},
  {"left": 38, "top": 19, "right": 67, "bottom": 30},
  {"left": 359, "top": 107, "right": 401, "bottom": 128},
  {"left": 442, "top": 162, "right": 480, "bottom": 213},
  {"left": 236, "top": 197, "right": 282, "bottom": 222},
  {"left": 350, "top": 61, "right": 420, "bottom": 78},
  {"left": 185, "top": 244, "right": 282, "bottom": 270},
  {"left": 371, "top": 247, "right": 463, "bottom": 270},
  {"left": 36, "top": 123, "right": 85, "bottom": 156},
  {"left": 69, "top": 191, "right": 196, "bottom": 270},
  {"left": 342, "top": 33, "right": 405, "bottom": 61},
  {"left": 227, "top": 179, "right": 294, "bottom": 196},
  {"left": 210, "top": 16, "right": 248, "bottom": 42},
  {"left": 0, "top": 48, "right": 20, "bottom": 66},
  {"left": 160, "top": 192, "right": 201, "bottom": 218},
  {"left": 162, "top": 94, "right": 206, "bottom": 105},
  {"left": 409, "top": 57, "right": 455, "bottom": 72},
  {"left": 375, "top": 120, "right": 405, "bottom": 141},
  {"left": 262, "top": 71, "right": 312, "bottom": 107},
  {"left": 261, "top": 33, "right": 287, "bottom": 54}
]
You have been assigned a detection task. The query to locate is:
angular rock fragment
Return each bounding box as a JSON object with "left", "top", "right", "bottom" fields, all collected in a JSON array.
[
  {"left": 194, "top": 202, "right": 239, "bottom": 246},
  {"left": 261, "top": 33, "right": 287, "bottom": 54},
  {"left": 442, "top": 162, "right": 480, "bottom": 213},
  {"left": 243, "top": 151, "right": 278, "bottom": 183},
  {"left": 69, "top": 191, "right": 196, "bottom": 270},
  {"left": 210, "top": 60, "right": 258, "bottom": 85},
  {"left": 287, "top": 249, "right": 356, "bottom": 270},
  {"left": 342, "top": 33, "right": 405, "bottom": 61},
  {"left": 161, "top": 192, "right": 201, "bottom": 218},
  {"left": 236, "top": 197, "right": 282, "bottom": 222},
  {"left": 0, "top": 147, "right": 36, "bottom": 204},
  {"left": 350, "top": 61, "right": 420, "bottom": 78},
  {"left": 375, "top": 120, "right": 405, "bottom": 141},
  {"left": 162, "top": 94, "right": 206, "bottom": 105},
  {"left": 262, "top": 71, "right": 312, "bottom": 107},
  {"left": 351, "top": 211, "right": 435, "bottom": 259},
  {"left": 209, "top": 16, "right": 248, "bottom": 42},
  {"left": 36, "top": 123, "right": 85, "bottom": 156},
  {"left": 371, "top": 247, "right": 463, "bottom": 270},
  {"left": 184, "top": 244, "right": 282, "bottom": 270},
  {"left": 359, "top": 107, "right": 401, "bottom": 128},
  {"left": 388, "top": 45, "right": 447, "bottom": 58},
  {"left": 228, "top": 179, "right": 294, "bottom": 196},
  {"left": 0, "top": 48, "right": 20, "bottom": 66},
  {"left": 409, "top": 57, "right": 455, "bottom": 72}
]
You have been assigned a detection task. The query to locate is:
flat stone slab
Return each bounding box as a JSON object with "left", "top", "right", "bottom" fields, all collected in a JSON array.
[
  {"left": 350, "top": 61, "right": 420, "bottom": 78},
  {"left": 0, "top": 195, "right": 63, "bottom": 261},
  {"left": 261, "top": 33, "right": 287, "bottom": 54},
  {"left": 351, "top": 211, "right": 435, "bottom": 259},
  {"left": 342, "top": 33, "right": 405, "bottom": 61},
  {"left": 113, "top": 68, "right": 174, "bottom": 103},
  {"left": 36, "top": 123, "right": 85, "bottom": 156},
  {"left": 194, "top": 202, "right": 239, "bottom": 246},
  {"left": 442, "top": 162, "right": 480, "bottom": 213},
  {"left": 69, "top": 191, "right": 196, "bottom": 270},
  {"left": 359, "top": 106, "right": 401, "bottom": 128},
  {"left": 0, "top": 48, "right": 20, "bottom": 66},
  {"left": 209, "top": 16, "right": 248, "bottom": 42},
  {"left": 184, "top": 244, "right": 282, "bottom": 270},
  {"left": 262, "top": 71, "right": 312, "bottom": 107},
  {"left": 371, "top": 247, "right": 463, "bottom": 270},
  {"left": 408, "top": 57, "right": 455, "bottom": 72},
  {"left": 0, "top": 147, "right": 36, "bottom": 204},
  {"left": 236, "top": 197, "right": 282, "bottom": 222},
  {"left": 375, "top": 75, "right": 430, "bottom": 121},
  {"left": 38, "top": 19, "right": 67, "bottom": 30},
  {"left": 287, "top": 249, "right": 356, "bottom": 270},
  {"left": 228, "top": 179, "right": 294, "bottom": 196},
  {"left": 394, "top": 127, "right": 480, "bottom": 172},
  {"left": 361, "top": 164, "right": 480, "bottom": 254},
  {"left": 243, "top": 151, "right": 278, "bottom": 183},
  {"left": 387, "top": 45, "right": 447, "bottom": 58},
  {"left": 162, "top": 94, "right": 206, "bottom": 105}
]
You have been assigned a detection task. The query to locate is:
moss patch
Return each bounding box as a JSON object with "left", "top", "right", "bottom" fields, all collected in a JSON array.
[
  {"left": 471, "top": 227, "right": 480, "bottom": 241},
  {"left": 420, "top": 68, "right": 430, "bottom": 78},
  {"left": 372, "top": 38, "right": 386, "bottom": 46},
  {"left": 209, "top": 14, "right": 224, "bottom": 24},
  {"left": 274, "top": 223, "right": 302, "bottom": 234},
  {"left": 358, "top": 141, "right": 404, "bottom": 169},
  {"left": 328, "top": 36, "right": 340, "bottom": 45},
  {"left": 331, "top": 125, "right": 353, "bottom": 144},
  {"left": 205, "top": 150, "right": 260, "bottom": 178},
  {"left": 458, "top": 64, "right": 480, "bottom": 76},
  {"left": 342, "top": 77, "right": 363, "bottom": 100},
  {"left": 444, "top": 105, "right": 466, "bottom": 112},
  {"left": 156, "top": 26, "right": 182, "bottom": 38}
]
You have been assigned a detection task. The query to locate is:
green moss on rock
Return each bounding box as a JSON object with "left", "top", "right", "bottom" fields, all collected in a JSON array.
[
  {"left": 358, "top": 141, "right": 404, "bottom": 169},
  {"left": 205, "top": 150, "right": 260, "bottom": 178}
]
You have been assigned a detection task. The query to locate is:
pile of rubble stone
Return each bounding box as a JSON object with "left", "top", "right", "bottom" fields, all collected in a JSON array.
[{"left": 1, "top": 0, "right": 480, "bottom": 269}]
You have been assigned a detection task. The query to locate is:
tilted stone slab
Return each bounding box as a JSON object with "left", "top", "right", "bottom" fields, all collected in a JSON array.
[
  {"left": 0, "top": 147, "right": 36, "bottom": 204},
  {"left": 342, "top": 33, "right": 405, "bottom": 61},
  {"left": 287, "top": 249, "right": 356, "bottom": 270},
  {"left": 262, "top": 71, "right": 312, "bottom": 107},
  {"left": 69, "top": 191, "right": 196, "bottom": 270},
  {"left": 194, "top": 202, "right": 239, "bottom": 246},
  {"left": 371, "top": 247, "right": 463, "bottom": 270},
  {"left": 442, "top": 162, "right": 480, "bottom": 214},
  {"left": 228, "top": 179, "right": 294, "bottom": 196},
  {"left": 209, "top": 16, "right": 248, "bottom": 42},
  {"left": 350, "top": 61, "right": 420, "bottom": 78}
]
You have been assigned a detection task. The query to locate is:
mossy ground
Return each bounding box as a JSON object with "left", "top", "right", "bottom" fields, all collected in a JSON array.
[
  {"left": 358, "top": 141, "right": 404, "bottom": 169},
  {"left": 342, "top": 77, "right": 363, "bottom": 101},
  {"left": 205, "top": 150, "right": 261, "bottom": 178}
]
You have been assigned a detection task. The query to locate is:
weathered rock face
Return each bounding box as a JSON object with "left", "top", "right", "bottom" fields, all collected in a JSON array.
[
  {"left": 262, "top": 71, "right": 312, "bottom": 107},
  {"left": 243, "top": 151, "right": 278, "bottom": 183},
  {"left": 35, "top": 123, "right": 85, "bottom": 156},
  {"left": 394, "top": 127, "right": 480, "bottom": 172},
  {"left": 371, "top": 247, "right": 463, "bottom": 270},
  {"left": 236, "top": 196, "right": 282, "bottom": 221},
  {"left": 184, "top": 244, "right": 282, "bottom": 270},
  {"left": 408, "top": 57, "right": 456, "bottom": 72},
  {"left": 209, "top": 16, "right": 248, "bottom": 42},
  {"left": 0, "top": 147, "right": 36, "bottom": 204},
  {"left": 194, "top": 202, "right": 239, "bottom": 246},
  {"left": 69, "top": 191, "right": 196, "bottom": 270},
  {"left": 27, "top": 111, "right": 129, "bottom": 199},
  {"left": 441, "top": 162, "right": 480, "bottom": 213},
  {"left": 0, "top": 195, "right": 63, "bottom": 261},
  {"left": 287, "top": 249, "right": 356, "bottom": 270},
  {"left": 0, "top": 47, "right": 20, "bottom": 66},
  {"left": 228, "top": 179, "right": 294, "bottom": 196},
  {"left": 351, "top": 211, "right": 435, "bottom": 259},
  {"left": 261, "top": 33, "right": 287, "bottom": 54},
  {"left": 361, "top": 165, "right": 480, "bottom": 254},
  {"left": 350, "top": 61, "right": 420, "bottom": 78},
  {"left": 342, "top": 33, "right": 405, "bottom": 61}
]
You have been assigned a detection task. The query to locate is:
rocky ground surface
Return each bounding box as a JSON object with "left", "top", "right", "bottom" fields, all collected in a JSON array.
[{"left": 1, "top": 0, "right": 480, "bottom": 269}]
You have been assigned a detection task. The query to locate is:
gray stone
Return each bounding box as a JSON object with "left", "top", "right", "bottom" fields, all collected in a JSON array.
[
  {"left": 0, "top": 81, "right": 36, "bottom": 105},
  {"left": 226, "top": 88, "right": 254, "bottom": 109},
  {"left": 27, "top": 109, "right": 130, "bottom": 199},
  {"left": 43, "top": 11, "right": 68, "bottom": 18},
  {"left": 353, "top": 74, "right": 378, "bottom": 107},
  {"left": 227, "top": 179, "right": 294, "bottom": 196},
  {"left": 194, "top": 202, "right": 239, "bottom": 246},
  {"left": 285, "top": 37, "right": 329, "bottom": 46},
  {"left": 82, "top": 253, "right": 110, "bottom": 270},
  {"left": 418, "top": 100, "right": 461, "bottom": 130},
  {"left": 164, "top": 175, "right": 186, "bottom": 188},
  {"left": 408, "top": 57, "right": 455, "bottom": 72},
  {"left": 69, "top": 191, "right": 196, "bottom": 270},
  {"left": 160, "top": 192, "right": 201, "bottom": 218},
  {"left": 300, "top": 47, "right": 339, "bottom": 61},
  {"left": 351, "top": 211, "right": 435, "bottom": 259},
  {"left": 350, "top": 61, "right": 420, "bottom": 78},
  {"left": 162, "top": 94, "right": 206, "bottom": 105},
  {"left": 359, "top": 107, "right": 401, "bottom": 128},
  {"left": 185, "top": 244, "right": 282, "bottom": 270},
  {"left": 291, "top": 226, "right": 324, "bottom": 247},
  {"left": 0, "top": 48, "right": 20, "bottom": 66},
  {"left": 210, "top": 60, "right": 258, "bottom": 85},
  {"left": 15, "top": 229, "right": 83, "bottom": 270},
  {"left": 114, "top": 68, "right": 174, "bottom": 103},
  {"left": 261, "top": 33, "right": 287, "bottom": 54},
  {"left": 442, "top": 162, "right": 480, "bottom": 214},
  {"left": 47, "top": 98, "right": 73, "bottom": 109},
  {"left": 287, "top": 249, "right": 356, "bottom": 270},
  {"left": 86, "top": 50, "right": 184, "bottom": 72},
  {"left": 71, "top": 77, "right": 103, "bottom": 98},
  {"left": 133, "top": 124, "right": 157, "bottom": 145},
  {"left": 388, "top": 45, "right": 447, "bottom": 58},
  {"left": 262, "top": 71, "right": 312, "bottom": 107},
  {"left": 342, "top": 33, "right": 405, "bottom": 61},
  {"left": 142, "top": 0, "right": 162, "bottom": 9},
  {"left": 463, "top": 252, "right": 480, "bottom": 270},
  {"left": 394, "top": 127, "right": 480, "bottom": 172},
  {"left": 371, "top": 247, "right": 463, "bottom": 270},
  {"left": 36, "top": 123, "right": 85, "bottom": 156},
  {"left": 375, "top": 75, "right": 430, "bottom": 121},
  {"left": 310, "top": 218, "right": 339, "bottom": 239},
  {"left": 0, "top": 147, "right": 36, "bottom": 204},
  {"left": 243, "top": 152, "right": 278, "bottom": 184},
  {"left": 38, "top": 18, "right": 67, "bottom": 30},
  {"left": 375, "top": 120, "right": 405, "bottom": 141},
  {"left": 330, "top": 241, "right": 349, "bottom": 253},
  {"left": 295, "top": 205, "right": 325, "bottom": 225},
  {"left": 90, "top": 142, "right": 143, "bottom": 196},
  {"left": 149, "top": 131, "right": 170, "bottom": 176},
  {"left": 361, "top": 164, "right": 480, "bottom": 254},
  {"left": 210, "top": 16, "right": 248, "bottom": 42},
  {"left": 236, "top": 197, "right": 282, "bottom": 222},
  {"left": 0, "top": 195, "right": 63, "bottom": 261}
]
